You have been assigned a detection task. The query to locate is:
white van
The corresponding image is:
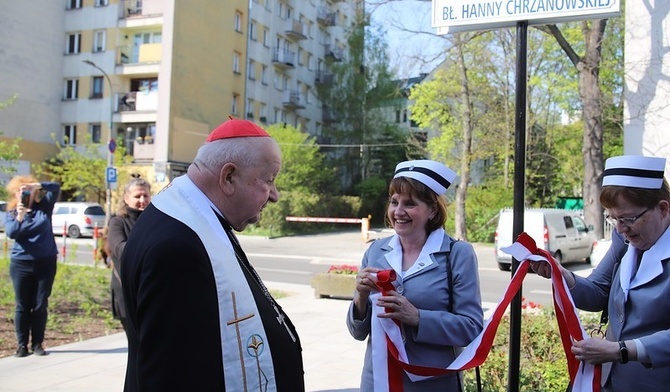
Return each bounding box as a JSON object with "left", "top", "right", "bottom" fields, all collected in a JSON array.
[{"left": 494, "top": 208, "right": 597, "bottom": 271}]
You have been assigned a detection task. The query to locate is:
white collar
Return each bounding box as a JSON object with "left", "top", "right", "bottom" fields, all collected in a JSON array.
[
  {"left": 386, "top": 228, "right": 444, "bottom": 279},
  {"left": 620, "top": 225, "right": 670, "bottom": 298}
]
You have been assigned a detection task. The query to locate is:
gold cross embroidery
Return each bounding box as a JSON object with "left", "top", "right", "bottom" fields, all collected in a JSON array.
[{"left": 227, "top": 291, "right": 255, "bottom": 392}]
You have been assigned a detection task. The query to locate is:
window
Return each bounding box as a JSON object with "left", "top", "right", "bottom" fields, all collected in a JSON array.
[
  {"left": 403, "top": 110, "right": 408, "bottom": 123},
  {"left": 247, "top": 99, "right": 254, "bottom": 118},
  {"left": 249, "top": 21, "right": 257, "bottom": 41},
  {"left": 66, "top": 33, "right": 81, "bottom": 54},
  {"left": 261, "top": 65, "right": 268, "bottom": 84},
  {"left": 67, "top": 0, "right": 82, "bottom": 10},
  {"left": 231, "top": 93, "right": 239, "bottom": 115},
  {"left": 395, "top": 110, "right": 401, "bottom": 123},
  {"left": 233, "top": 52, "right": 241, "bottom": 74},
  {"left": 235, "top": 11, "right": 243, "bottom": 32},
  {"left": 260, "top": 103, "right": 267, "bottom": 121},
  {"left": 64, "top": 79, "right": 78, "bottom": 100},
  {"left": 307, "top": 53, "right": 314, "bottom": 71},
  {"left": 274, "top": 108, "right": 281, "bottom": 123},
  {"left": 95, "top": 0, "right": 109, "bottom": 6},
  {"left": 263, "top": 28, "right": 270, "bottom": 47},
  {"left": 90, "top": 124, "right": 102, "bottom": 143},
  {"left": 248, "top": 59, "right": 256, "bottom": 80},
  {"left": 297, "top": 48, "right": 303, "bottom": 65},
  {"left": 64, "top": 125, "right": 77, "bottom": 145},
  {"left": 273, "top": 74, "right": 282, "bottom": 90},
  {"left": 91, "top": 76, "right": 104, "bottom": 98},
  {"left": 93, "top": 30, "right": 106, "bottom": 52}
]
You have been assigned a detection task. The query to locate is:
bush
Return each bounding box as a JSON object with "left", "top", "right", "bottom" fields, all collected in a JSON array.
[
  {"left": 462, "top": 306, "right": 600, "bottom": 391},
  {"left": 250, "top": 191, "right": 362, "bottom": 236}
]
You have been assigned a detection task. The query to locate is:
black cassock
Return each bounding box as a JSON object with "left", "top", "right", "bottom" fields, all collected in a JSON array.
[{"left": 121, "top": 203, "right": 304, "bottom": 392}]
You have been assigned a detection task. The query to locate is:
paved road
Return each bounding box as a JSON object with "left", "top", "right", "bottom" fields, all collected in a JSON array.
[{"left": 1, "top": 230, "right": 606, "bottom": 307}]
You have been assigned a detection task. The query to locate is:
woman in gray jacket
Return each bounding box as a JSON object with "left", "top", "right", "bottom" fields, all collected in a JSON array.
[
  {"left": 533, "top": 155, "right": 670, "bottom": 391},
  {"left": 347, "top": 160, "right": 483, "bottom": 391}
]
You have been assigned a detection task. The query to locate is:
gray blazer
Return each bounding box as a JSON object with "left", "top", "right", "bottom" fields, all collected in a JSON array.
[
  {"left": 571, "top": 229, "right": 670, "bottom": 391},
  {"left": 347, "top": 231, "right": 483, "bottom": 392}
]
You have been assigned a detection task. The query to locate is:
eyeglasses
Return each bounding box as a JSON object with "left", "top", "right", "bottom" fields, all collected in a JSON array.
[{"left": 605, "top": 207, "right": 651, "bottom": 227}]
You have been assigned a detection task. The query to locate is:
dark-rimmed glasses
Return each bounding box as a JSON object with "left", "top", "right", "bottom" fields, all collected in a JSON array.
[{"left": 605, "top": 207, "right": 651, "bottom": 227}]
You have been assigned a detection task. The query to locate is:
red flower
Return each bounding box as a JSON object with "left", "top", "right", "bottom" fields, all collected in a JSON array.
[{"left": 327, "top": 265, "right": 359, "bottom": 275}]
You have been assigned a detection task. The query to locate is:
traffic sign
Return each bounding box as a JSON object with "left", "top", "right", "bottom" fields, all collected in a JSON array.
[
  {"left": 106, "top": 167, "right": 118, "bottom": 184},
  {"left": 108, "top": 139, "right": 117, "bottom": 153}
]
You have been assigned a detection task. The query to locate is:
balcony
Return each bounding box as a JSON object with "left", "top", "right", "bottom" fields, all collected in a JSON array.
[
  {"left": 132, "top": 137, "right": 155, "bottom": 162},
  {"left": 120, "top": 0, "right": 163, "bottom": 19},
  {"left": 283, "top": 90, "right": 305, "bottom": 110},
  {"left": 272, "top": 47, "right": 296, "bottom": 69},
  {"left": 317, "top": 7, "right": 336, "bottom": 27},
  {"left": 315, "top": 70, "right": 334, "bottom": 85},
  {"left": 286, "top": 20, "right": 307, "bottom": 41},
  {"left": 325, "top": 44, "right": 343, "bottom": 62}
]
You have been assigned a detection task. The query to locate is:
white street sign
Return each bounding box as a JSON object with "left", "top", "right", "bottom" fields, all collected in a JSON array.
[{"left": 433, "top": 0, "right": 620, "bottom": 33}]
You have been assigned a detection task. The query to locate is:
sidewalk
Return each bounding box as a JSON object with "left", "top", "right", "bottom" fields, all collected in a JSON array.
[{"left": 0, "top": 282, "right": 365, "bottom": 392}]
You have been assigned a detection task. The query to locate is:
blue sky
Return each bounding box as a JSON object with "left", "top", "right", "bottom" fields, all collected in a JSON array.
[{"left": 368, "top": 0, "right": 447, "bottom": 78}]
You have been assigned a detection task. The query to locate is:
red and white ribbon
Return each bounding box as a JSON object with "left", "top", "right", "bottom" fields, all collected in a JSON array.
[{"left": 370, "top": 232, "right": 601, "bottom": 392}]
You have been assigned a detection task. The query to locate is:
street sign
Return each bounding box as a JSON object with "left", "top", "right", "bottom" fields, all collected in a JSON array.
[
  {"left": 108, "top": 139, "right": 117, "bottom": 153},
  {"left": 432, "top": 0, "right": 620, "bottom": 33},
  {"left": 106, "top": 167, "right": 117, "bottom": 184}
]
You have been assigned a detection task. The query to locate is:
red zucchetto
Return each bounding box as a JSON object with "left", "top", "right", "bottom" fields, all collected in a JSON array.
[{"left": 206, "top": 117, "right": 269, "bottom": 142}]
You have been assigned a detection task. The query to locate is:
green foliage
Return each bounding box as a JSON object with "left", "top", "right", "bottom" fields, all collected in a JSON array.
[
  {"left": 355, "top": 176, "right": 388, "bottom": 225},
  {"left": 252, "top": 190, "right": 362, "bottom": 236},
  {"left": 0, "top": 256, "right": 120, "bottom": 334},
  {"left": 33, "top": 134, "right": 107, "bottom": 202},
  {"left": 463, "top": 307, "right": 601, "bottom": 391},
  {"left": 458, "top": 180, "right": 514, "bottom": 242},
  {"left": 265, "top": 123, "right": 334, "bottom": 193}
]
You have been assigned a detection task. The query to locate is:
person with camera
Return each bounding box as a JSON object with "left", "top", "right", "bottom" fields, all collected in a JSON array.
[{"left": 5, "top": 176, "right": 60, "bottom": 357}]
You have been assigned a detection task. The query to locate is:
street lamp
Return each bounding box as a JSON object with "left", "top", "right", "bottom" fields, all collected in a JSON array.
[{"left": 83, "top": 59, "right": 114, "bottom": 225}]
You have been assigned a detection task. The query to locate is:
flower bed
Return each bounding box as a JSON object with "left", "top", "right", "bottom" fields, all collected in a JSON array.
[{"left": 311, "top": 264, "right": 358, "bottom": 299}]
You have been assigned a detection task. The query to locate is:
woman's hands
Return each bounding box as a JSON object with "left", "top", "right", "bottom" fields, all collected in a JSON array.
[
  {"left": 530, "top": 260, "right": 576, "bottom": 287},
  {"left": 352, "top": 267, "right": 380, "bottom": 319},
  {"left": 572, "top": 337, "right": 622, "bottom": 365},
  {"left": 376, "top": 290, "right": 420, "bottom": 327}
]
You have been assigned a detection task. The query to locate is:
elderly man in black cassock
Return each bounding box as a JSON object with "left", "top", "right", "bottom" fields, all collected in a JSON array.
[{"left": 121, "top": 118, "right": 304, "bottom": 391}]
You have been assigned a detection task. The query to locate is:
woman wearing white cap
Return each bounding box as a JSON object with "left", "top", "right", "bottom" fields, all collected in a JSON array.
[
  {"left": 347, "top": 160, "right": 484, "bottom": 391},
  {"left": 532, "top": 155, "right": 670, "bottom": 391}
]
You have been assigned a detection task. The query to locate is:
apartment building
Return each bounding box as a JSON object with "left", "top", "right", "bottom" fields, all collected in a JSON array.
[{"left": 0, "top": 0, "right": 360, "bottom": 184}]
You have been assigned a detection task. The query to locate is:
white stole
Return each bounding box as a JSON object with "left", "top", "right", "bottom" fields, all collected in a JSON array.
[{"left": 152, "top": 176, "right": 278, "bottom": 391}]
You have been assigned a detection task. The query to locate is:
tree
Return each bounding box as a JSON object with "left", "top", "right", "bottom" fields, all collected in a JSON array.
[
  {"left": 410, "top": 31, "right": 507, "bottom": 240},
  {"left": 34, "top": 135, "right": 108, "bottom": 202},
  {"left": 316, "top": 13, "right": 410, "bottom": 195},
  {"left": 538, "top": 15, "right": 624, "bottom": 238},
  {"left": 265, "top": 123, "right": 333, "bottom": 193}
]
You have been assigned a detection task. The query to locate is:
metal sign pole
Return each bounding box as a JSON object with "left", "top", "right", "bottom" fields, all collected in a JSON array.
[{"left": 507, "top": 20, "right": 528, "bottom": 392}]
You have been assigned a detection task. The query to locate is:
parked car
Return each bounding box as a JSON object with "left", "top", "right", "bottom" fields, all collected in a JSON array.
[
  {"left": 494, "top": 208, "right": 597, "bottom": 271},
  {"left": 51, "top": 202, "right": 106, "bottom": 238}
]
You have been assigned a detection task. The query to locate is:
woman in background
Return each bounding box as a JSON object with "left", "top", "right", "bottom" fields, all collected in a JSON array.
[
  {"left": 107, "top": 174, "right": 151, "bottom": 334},
  {"left": 5, "top": 176, "right": 60, "bottom": 357}
]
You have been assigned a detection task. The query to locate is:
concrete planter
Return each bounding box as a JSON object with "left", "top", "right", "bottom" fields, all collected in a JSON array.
[{"left": 311, "top": 273, "right": 356, "bottom": 299}]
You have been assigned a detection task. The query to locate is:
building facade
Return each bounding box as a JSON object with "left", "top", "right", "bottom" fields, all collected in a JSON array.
[{"left": 0, "top": 0, "right": 360, "bottom": 187}]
